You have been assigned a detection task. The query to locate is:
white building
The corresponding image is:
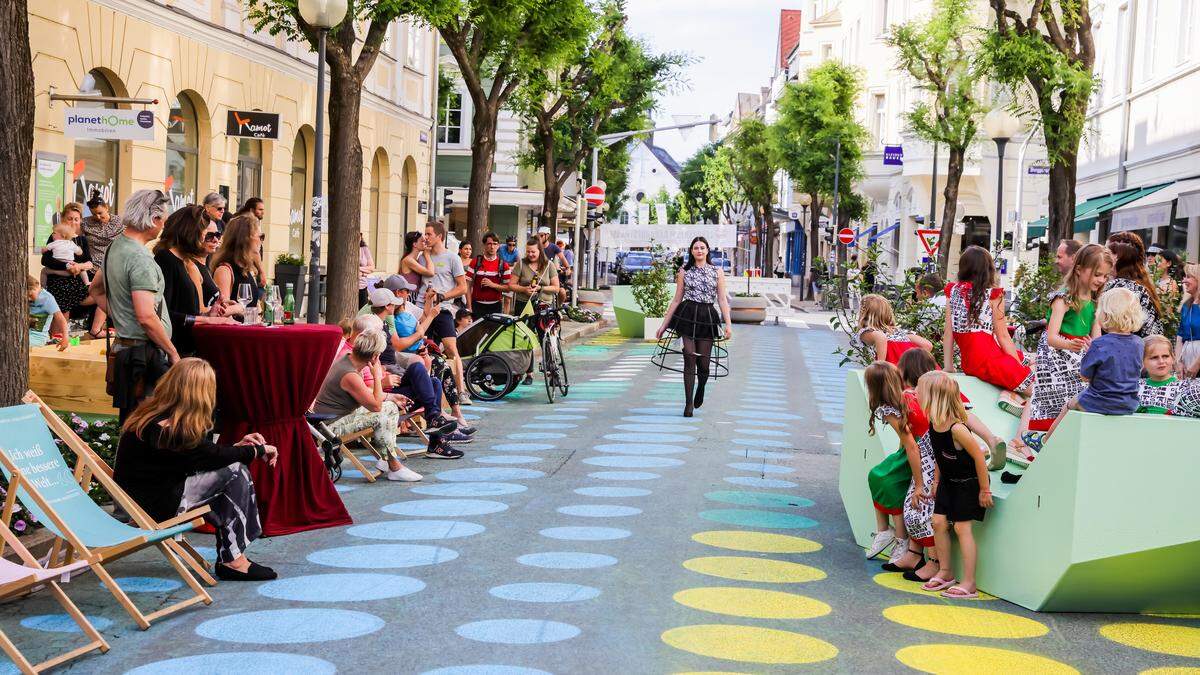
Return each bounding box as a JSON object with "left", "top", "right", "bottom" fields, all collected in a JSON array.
[{"left": 618, "top": 139, "right": 683, "bottom": 224}]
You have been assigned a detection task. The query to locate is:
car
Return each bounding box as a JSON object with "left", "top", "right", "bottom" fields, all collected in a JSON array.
[
  {"left": 615, "top": 251, "right": 654, "bottom": 284},
  {"left": 711, "top": 250, "right": 733, "bottom": 273}
]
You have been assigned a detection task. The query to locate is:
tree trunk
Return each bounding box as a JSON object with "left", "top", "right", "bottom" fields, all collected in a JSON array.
[
  {"left": 0, "top": 0, "right": 33, "bottom": 405},
  {"left": 762, "top": 203, "right": 776, "bottom": 277},
  {"left": 324, "top": 63, "right": 364, "bottom": 324},
  {"left": 538, "top": 121, "right": 559, "bottom": 228},
  {"left": 1047, "top": 146, "right": 1079, "bottom": 250},
  {"left": 466, "top": 104, "right": 498, "bottom": 246},
  {"left": 937, "top": 147, "right": 965, "bottom": 277}
]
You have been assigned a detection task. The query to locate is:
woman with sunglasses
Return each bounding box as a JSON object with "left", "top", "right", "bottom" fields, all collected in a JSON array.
[{"left": 154, "top": 206, "right": 238, "bottom": 355}]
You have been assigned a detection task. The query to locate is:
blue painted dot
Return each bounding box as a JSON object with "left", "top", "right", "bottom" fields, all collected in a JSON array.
[
  {"left": 583, "top": 455, "right": 684, "bottom": 469},
  {"left": 574, "top": 486, "right": 651, "bottom": 498},
  {"left": 490, "top": 443, "right": 555, "bottom": 452},
  {"left": 258, "top": 573, "right": 425, "bottom": 602},
  {"left": 191, "top": 546, "right": 217, "bottom": 561},
  {"left": 699, "top": 509, "right": 818, "bottom": 529},
  {"left": 126, "top": 653, "right": 337, "bottom": 675},
  {"left": 727, "top": 462, "right": 793, "bottom": 474},
  {"left": 342, "top": 469, "right": 365, "bottom": 479},
  {"left": 382, "top": 499, "right": 509, "bottom": 517},
  {"left": 506, "top": 432, "right": 566, "bottom": 440},
  {"left": 724, "top": 476, "right": 799, "bottom": 489},
  {"left": 435, "top": 468, "right": 546, "bottom": 482},
  {"left": 410, "top": 482, "right": 527, "bottom": 497},
  {"left": 534, "top": 414, "right": 588, "bottom": 421},
  {"left": 474, "top": 455, "right": 542, "bottom": 465},
  {"left": 628, "top": 407, "right": 685, "bottom": 416},
  {"left": 489, "top": 582, "right": 601, "bottom": 603},
  {"left": 540, "top": 526, "right": 631, "bottom": 541},
  {"left": 588, "top": 471, "right": 661, "bottom": 481},
  {"left": 522, "top": 422, "right": 578, "bottom": 430},
  {"left": 100, "top": 576, "right": 182, "bottom": 593},
  {"left": 307, "top": 544, "right": 459, "bottom": 569},
  {"left": 335, "top": 484, "right": 357, "bottom": 493},
  {"left": 733, "top": 438, "right": 793, "bottom": 448},
  {"left": 726, "top": 410, "right": 803, "bottom": 420},
  {"left": 516, "top": 552, "right": 618, "bottom": 569},
  {"left": 557, "top": 504, "right": 642, "bottom": 518},
  {"left": 729, "top": 449, "right": 795, "bottom": 460},
  {"left": 195, "top": 609, "right": 384, "bottom": 644},
  {"left": 735, "top": 428, "right": 791, "bottom": 437},
  {"left": 455, "top": 619, "right": 580, "bottom": 644},
  {"left": 739, "top": 420, "right": 789, "bottom": 428},
  {"left": 422, "top": 667, "right": 552, "bottom": 675},
  {"left": 704, "top": 491, "right": 815, "bottom": 509},
  {"left": 613, "top": 423, "right": 698, "bottom": 433},
  {"left": 593, "top": 443, "right": 688, "bottom": 455},
  {"left": 347, "top": 520, "right": 485, "bottom": 541},
  {"left": 21, "top": 614, "right": 112, "bottom": 633},
  {"left": 603, "top": 433, "right": 694, "bottom": 443},
  {"left": 553, "top": 407, "right": 593, "bottom": 413}
]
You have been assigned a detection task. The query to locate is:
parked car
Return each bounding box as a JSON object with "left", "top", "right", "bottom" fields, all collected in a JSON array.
[
  {"left": 615, "top": 251, "right": 654, "bottom": 284},
  {"left": 711, "top": 250, "right": 733, "bottom": 274}
]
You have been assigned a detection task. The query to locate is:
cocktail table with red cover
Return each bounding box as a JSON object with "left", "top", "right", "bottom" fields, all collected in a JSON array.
[{"left": 194, "top": 323, "right": 351, "bottom": 535}]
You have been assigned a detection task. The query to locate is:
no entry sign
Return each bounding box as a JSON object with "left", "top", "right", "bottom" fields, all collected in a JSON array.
[
  {"left": 837, "top": 227, "right": 855, "bottom": 245},
  {"left": 585, "top": 184, "right": 606, "bottom": 207}
]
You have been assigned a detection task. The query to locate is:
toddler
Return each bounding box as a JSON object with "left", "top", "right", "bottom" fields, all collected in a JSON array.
[{"left": 42, "top": 222, "right": 89, "bottom": 284}]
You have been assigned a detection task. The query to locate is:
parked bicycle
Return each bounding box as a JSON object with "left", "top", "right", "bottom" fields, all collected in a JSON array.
[{"left": 463, "top": 303, "right": 569, "bottom": 403}]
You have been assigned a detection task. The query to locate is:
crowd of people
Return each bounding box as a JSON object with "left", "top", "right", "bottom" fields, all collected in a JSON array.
[{"left": 853, "top": 232, "right": 1200, "bottom": 599}]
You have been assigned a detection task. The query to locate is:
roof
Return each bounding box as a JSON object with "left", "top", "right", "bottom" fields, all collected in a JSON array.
[
  {"left": 777, "top": 9, "right": 803, "bottom": 71},
  {"left": 645, "top": 142, "right": 682, "bottom": 179}
]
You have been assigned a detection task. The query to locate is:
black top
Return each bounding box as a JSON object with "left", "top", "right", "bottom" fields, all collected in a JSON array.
[
  {"left": 113, "top": 419, "right": 260, "bottom": 522},
  {"left": 41, "top": 234, "right": 92, "bottom": 272},
  {"left": 216, "top": 262, "right": 263, "bottom": 305},
  {"left": 198, "top": 262, "right": 220, "bottom": 308},
  {"left": 929, "top": 423, "right": 975, "bottom": 482},
  {"left": 154, "top": 249, "right": 203, "bottom": 355}
]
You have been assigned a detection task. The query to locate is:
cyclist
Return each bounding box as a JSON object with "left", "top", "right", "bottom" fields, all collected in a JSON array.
[{"left": 506, "top": 237, "right": 561, "bottom": 385}]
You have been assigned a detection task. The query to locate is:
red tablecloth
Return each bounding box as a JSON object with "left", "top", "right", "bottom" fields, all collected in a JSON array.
[{"left": 194, "top": 323, "right": 351, "bottom": 535}]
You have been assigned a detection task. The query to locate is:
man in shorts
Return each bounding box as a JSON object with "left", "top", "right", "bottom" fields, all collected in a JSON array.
[
  {"left": 419, "top": 220, "right": 469, "bottom": 401},
  {"left": 465, "top": 231, "right": 511, "bottom": 317}
]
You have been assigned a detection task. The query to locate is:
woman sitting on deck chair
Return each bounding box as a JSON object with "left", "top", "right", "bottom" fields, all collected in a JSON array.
[{"left": 113, "top": 358, "right": 279, "bottom": 581}]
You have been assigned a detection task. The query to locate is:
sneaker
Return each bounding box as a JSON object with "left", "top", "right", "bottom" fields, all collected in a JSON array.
[
  {"left": 522, "top": 374, "right": 534, "bottom": 386},
  {"left": 375, "top": 459, "right": 390, "bottom": 472},
  {"left": 426, "top": 442, "right": 465, "bottom": 460},
  {"left": 426, "top": 417, "right": 458, "bottom": 436},
  {"left": 456, "top": 424, "right": 477, "bottom": 436},
  {"left": 866, "top": 529, "right": 896, "bottom": 559},
  {"left": 444, "top": 430, "right": 474, "bottom": 444},
  {"left": 887, "top": 538, "right": 909, "bottom": 564},
  {"left": 387, "top": 466, "right": 423, "bottom": 482}
]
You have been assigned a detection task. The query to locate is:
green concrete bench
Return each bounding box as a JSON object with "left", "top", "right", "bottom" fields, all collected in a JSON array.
[{"left": 838, "top": 370, "right": 1200, "bottom": 613}]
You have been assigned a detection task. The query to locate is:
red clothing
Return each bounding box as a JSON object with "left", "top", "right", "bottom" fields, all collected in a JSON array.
[
  {"left": 946, "top": 282, "right": 1031, "bottom": 391},
  {"left": 466, "top": 255, "right": 511, "bottom": 304},
  {"left": 860, "top": 327, "right": 920, "bottom": 366},
  {"left": 903, "top": 389, "right": 929, "bottom": 438}
]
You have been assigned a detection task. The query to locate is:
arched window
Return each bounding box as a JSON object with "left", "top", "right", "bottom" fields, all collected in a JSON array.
[
  {"left": 289, "top": 132, "right": 309, "bottom": 257},
  {"left": 237, "top": 138, "right": 262, "bottom": 208},
  {"left": 369, "top": 151, "right": 384, "bottom": 255},
  {"left": 73, "top": 71, "right": 120, "bottom": 211},
  {"left": 165, "top": 93, "right": 199, "bottom": 211}
]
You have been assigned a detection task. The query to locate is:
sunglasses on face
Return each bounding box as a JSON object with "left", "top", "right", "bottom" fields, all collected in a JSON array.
[
  {"left": 211, "top": 206, "right": 226, "bottom": 212},
  {"left": 204, "top": 232, "right": 222, "bottom": 242}
]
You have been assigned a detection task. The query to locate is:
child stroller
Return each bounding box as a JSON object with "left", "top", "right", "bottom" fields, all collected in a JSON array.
[{"left": 461, "top": 311, "right": 540, "bottom": 401}]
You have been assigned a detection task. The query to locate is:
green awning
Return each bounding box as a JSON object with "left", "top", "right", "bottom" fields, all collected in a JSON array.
[{"left": 1026, "top": 184, "right": 1172, "bottom": 238}]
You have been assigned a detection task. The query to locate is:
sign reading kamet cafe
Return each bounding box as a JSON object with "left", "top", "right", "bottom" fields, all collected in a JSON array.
[{"left": 226, "top": 110, "right": 280, "bottom": 140}]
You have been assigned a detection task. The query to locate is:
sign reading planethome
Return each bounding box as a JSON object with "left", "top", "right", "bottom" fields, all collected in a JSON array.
[
  {"left": 64, "top": 108, "right": 155, "bottom": 140},
  {"left": 226, "top": 110, "right": 280, "bottom": 139},
  {"left": 837, "top": 227, "right": 855, "bottom": 245}
]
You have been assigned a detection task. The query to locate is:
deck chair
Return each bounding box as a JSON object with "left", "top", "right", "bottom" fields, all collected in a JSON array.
[
  {"left": 0, "top": 521, "right": 109, "bottom": 674},
  {"left": 0, "top": 394, "right": 213, "bottom": 630}
]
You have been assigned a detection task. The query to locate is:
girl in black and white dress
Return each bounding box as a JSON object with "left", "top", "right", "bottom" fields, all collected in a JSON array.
[{"left": 657, "top": 237, "right": 733, "bottom": 417}]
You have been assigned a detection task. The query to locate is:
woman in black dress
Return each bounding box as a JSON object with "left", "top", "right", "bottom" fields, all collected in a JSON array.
[
  {"left": 153, "top": 205, "right": 237, "bottom": 355},
  {"left": 657, "top": 237, "right": 733, "bottom": 417},
  {"left": 211, "top": 214, "right": 265, "bottom": 307},
  {"left": 41, "top": 202, "right": 103, "bottom": 335}
]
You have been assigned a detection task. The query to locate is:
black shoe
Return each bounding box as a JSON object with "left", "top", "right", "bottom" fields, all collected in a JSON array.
[
  {"left": 881, "top": 556, "right": 923, "bottom": 573},
  {"left": 693, "top": 386, "right": 706, "bottom": 409},
  {"left": 427, "top": 440, "right": 465, "bottom": 459},
  {"left": 522, "top": 374, "right": 534, "bottom": 386},
  {"left": 427, "top": 416, "right": 458, "bottom": 436},
  {"left": 683, "top": 405, "right": 694, "bottom": 418},
  {"left": 216, "top": 561, "right": 277, "bottom": 581}
]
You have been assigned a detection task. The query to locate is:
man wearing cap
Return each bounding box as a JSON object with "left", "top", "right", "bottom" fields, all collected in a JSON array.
[
  {"left": 538, "top": 226, "right": 571, "bottom": 304},
  {"left": 465, "top": 231, "right": 511, "bottom": 317}
]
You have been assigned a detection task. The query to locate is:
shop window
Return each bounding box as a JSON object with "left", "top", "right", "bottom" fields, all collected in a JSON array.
[
  {"left": 237, "top": 138, "right": 263, "bottom": 211},
  {"left": 73, "top": 71, "right": 120, "bottom": 211},
  {"left": 165, "top": 93, "right": 199, "bottom": 212},
  {"left": 289, "top": 133, "right": 308, "bottom": 257}
]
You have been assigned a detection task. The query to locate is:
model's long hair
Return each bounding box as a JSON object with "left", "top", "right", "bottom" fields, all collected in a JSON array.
[
  {"left": 865, "top": 361, "right": 907, "bottom": 437},
  {"left": 1107, "top": 231, "right": 1161, "bottom": 316},
  {"left": 123, "top": 358, "right": 216, "bottom": 450},
  {"left": 956, "top": 245, "right": 996, "bottom": 326},
  {"left": 154, "top": 205, "right": 207, "bottom": 257},
  {"left": 403, "top": 231, "right": 423, "bottom": 257},
  {"left": 897, "top": 348, "right": 938, "bottom": 390},
  {"left": 683, "top": 236, "right": 712, "bottom": 271},
  {"left": 1062, "top": 243, "right": 1112, "bottom": 311},
  {"left": 211, "top": 214, "right": 260, "bottom": 275}
]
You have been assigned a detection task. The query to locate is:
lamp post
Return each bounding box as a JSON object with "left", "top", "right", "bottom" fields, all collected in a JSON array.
[
  {"left": 298, "top": 0, "right": 347, "bottom": 323},
  {"left": 982, "top": 108, "right": 1022, "bottom": 254},
  {"left": 797, "top": 192, "right": 811, "bottom": 298}
]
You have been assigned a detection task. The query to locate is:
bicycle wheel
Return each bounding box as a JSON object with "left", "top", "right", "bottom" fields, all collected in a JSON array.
[
  {"left": 553, "top": 332, "right": 569, "bottom": 396},
  {"left": 542, "top": 339, "right": 557, "bottom": 404},
  {"left": 466, "top": 353, "right": 515, "bottom": 401}
]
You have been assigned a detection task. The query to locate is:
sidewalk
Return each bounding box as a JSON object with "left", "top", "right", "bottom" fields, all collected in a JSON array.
[
  {"left": 561, "top": 317, "right": 611, "bottom": 345},
  {"left": 787, "top": 297, "right": 838, "bottom": 330}
]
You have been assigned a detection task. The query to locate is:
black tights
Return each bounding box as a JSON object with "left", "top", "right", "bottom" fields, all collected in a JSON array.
[{"left": 682, "top": 337, "right": 714, "bottom": 413}]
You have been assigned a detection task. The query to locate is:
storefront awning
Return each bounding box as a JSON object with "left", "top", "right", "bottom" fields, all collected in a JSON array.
[
  {"left": 1110, "top": 178, "right": 1200, "bottom": 233},
  {"left": 1180, "top": 189, "right": 1200, "bottom": 219},
  {"left": 1026, "top": 184, "right": 1171, "bottom": 238}
]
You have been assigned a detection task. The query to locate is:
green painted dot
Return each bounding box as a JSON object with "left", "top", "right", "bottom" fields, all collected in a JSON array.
[
  {"left": 705, "top": 491, "right": 814, "bottom": 509},
  {"left": 699, "top": 509, "right": 818, "bottom": 529}
]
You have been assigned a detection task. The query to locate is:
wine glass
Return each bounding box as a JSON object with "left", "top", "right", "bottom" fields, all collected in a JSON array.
[{"left": 237, "top": 283, "right": 252, "bottom": 308}]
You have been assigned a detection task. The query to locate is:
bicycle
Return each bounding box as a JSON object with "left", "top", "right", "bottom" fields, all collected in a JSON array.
[{"left": 463, "top": 303, "right": 569, "bottom": 403}]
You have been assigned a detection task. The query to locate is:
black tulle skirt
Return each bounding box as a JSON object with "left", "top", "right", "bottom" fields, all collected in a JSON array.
[{"left": 668, "top": 300, "right": 722, "bottom": 340}]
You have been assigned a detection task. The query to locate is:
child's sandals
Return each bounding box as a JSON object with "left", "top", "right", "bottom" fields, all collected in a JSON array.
[
  {"left": 940, "top": 585, "right": 979, "bottom": 599},
  {"left": 921, "top": 576, "right": 956, "bottom": 592}
]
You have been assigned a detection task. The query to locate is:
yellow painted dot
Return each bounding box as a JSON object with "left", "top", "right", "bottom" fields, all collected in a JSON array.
[
  {"left": 682, "top": 556, "right": 827, "bottom": 584},
  {"left": 692, "top": 530, "right": 822, "bottom": 554},
  {"left": 1146, "top": 613, "right": 1200, "bottom": 620},
  {"left": 873, "top": 572, "right": 996, "bottom": 601},
  {"left": 1141, "top": 668, "right": 1200, "bottom": 674},
  {"left": 662, "top": 624, "right": 837, "bottom": 664},
  {"left": 1100, "top": 623, "right": 1200, "bottom": 658},
  {"left": 673, "top": 587, "right": 832, "bottom": 620},
  {"left": 895, "top": 644, "right": 1078, "bottom": 674},
  {"left": 883, "top": 604, "right": 1048, "bottom": 639}
]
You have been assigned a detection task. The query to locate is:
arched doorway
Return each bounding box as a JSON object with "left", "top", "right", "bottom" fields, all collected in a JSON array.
[
  {"left": 73, "top": 70, "right": 122, "bottom": 211},
  {"left": 165, "top": 91, "right": 202, "bottom": 212},
  {"left": 236, "top": 138, "right": 262, "bottom": 211},
  {"left": 401, "top": 156, "right": 418, "bottom": 239},
  {"left": 289, "top": 129, "right": 312, "bottom": 257},
  {"left": 369, "top": 149, "right": 390, "bottom": 257}
]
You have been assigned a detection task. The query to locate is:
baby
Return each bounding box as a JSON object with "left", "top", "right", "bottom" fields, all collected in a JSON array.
[{"left": 42, "top": 222, "right": 89, "bottom": 285}]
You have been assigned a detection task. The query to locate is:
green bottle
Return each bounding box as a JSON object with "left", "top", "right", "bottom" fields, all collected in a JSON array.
[
  {"left": 261, "top": 292, "right": 275, "bottom": 326},
  {"left": 282, "top": 283, "right": 296, "bottom": 324}
]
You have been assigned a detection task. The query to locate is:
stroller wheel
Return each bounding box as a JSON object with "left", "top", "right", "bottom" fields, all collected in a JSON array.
[{"left": 466, "top": 353, "right": 515, "bottom": 401}]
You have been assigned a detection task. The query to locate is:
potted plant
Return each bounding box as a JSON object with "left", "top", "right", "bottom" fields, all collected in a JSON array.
[
  {"left": 631, "top": 253, "right": 674, "bottom": 340},
  {"left": 273, "top": 253, "right": 306, "bottom": 301},
  {"left": 729, "top": 291, "right": 768, "bottom": 324}
]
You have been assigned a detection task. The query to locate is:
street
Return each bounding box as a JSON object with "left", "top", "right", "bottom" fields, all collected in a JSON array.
[{"left": 3, "top": 324, "right": 1196, "bottom": 674}]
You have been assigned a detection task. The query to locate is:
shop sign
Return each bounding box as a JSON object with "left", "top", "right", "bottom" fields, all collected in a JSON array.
[
  {"left": 34, "top": 153, "right": 67, "bottom": 243},
  {"left": 418, "top": 200, "right": 428, "bottom": 214},
  {"left": 1028, "top": 163, "right": 1051, "bottom": 175},
  {"left": 883, "top": 145, "right": 903, "bottom": 166},
  {"left": 226, "top": 110, "right": 280, "bottom": 139},
  {"left": 63, "top": 108, "right": 154, "bottom": 140}
]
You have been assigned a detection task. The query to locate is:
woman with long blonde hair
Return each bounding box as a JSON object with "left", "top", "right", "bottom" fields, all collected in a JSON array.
[{"left": 114, "top": 358, "right": 279, "bottom": 581}]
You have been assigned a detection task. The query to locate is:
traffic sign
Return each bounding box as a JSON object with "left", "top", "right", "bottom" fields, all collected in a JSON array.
[
  {"left": 585, "top": 184, "right": 606, "bottom": 207},
  {"left": 837, "top": 227, "right": 855, "bottom": 245},
  {"left": 916, "top": 228, "right": 941, "bottom": 256}
]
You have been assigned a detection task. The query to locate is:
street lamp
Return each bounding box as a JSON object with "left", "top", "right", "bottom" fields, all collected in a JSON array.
[
  {"left": 797, "top": 192, "right": 812, "bottom": 299},
  {"left": 982, "top": 107, "right": 1022, "bottom": 253},
  {"left": 298, "top": 0, "right": 348, "bottom": 323}
]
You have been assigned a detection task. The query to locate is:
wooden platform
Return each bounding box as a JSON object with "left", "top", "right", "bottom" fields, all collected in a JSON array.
[{"left": 29, "top": 340, "right": 116, "bottom": 415}]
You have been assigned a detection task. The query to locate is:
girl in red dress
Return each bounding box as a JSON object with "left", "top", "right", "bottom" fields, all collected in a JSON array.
[
  {"left": 942, "top": 246, "right": 1033, "bottom": 414},
  {"left": 857, "top": 294, "right": 933, "bottom": 365}
]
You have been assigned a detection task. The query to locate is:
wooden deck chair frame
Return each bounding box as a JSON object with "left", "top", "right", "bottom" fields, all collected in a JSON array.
[
  {"left": 0, "top": 522, "right": 109, "bottom": 674},
  {"left": 317, "top": 405, "right": 430, "bottom": 483},
  {"left": 0, "top": 393, "right": 215, "bottom": 630}
]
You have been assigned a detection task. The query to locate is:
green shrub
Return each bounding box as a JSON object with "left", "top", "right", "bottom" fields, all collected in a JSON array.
[{"left": 631, "top": 246, "right": 674, "bottom": 318}]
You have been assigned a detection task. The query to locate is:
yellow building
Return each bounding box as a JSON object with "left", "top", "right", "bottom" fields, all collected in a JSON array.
[{"left": 27, "top": 0, "right": 438, "bottom": 276}]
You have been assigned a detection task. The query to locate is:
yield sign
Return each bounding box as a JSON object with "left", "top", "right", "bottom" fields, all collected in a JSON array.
[
  {"left": 584, "top": 184, "right": 606, "bottom": 207},
  {"left": 916, "top": 228, "right": 941, "bottom": 255}
]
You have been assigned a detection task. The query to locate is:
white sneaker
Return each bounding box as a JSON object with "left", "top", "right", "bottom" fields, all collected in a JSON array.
[
  {"left": 867, "top": 529, "right": 895, "bottom": 559},
  {"left": 375, "top": 459, "right": 389, "bottom": 472},
  {"left": 888, "top": 537, "right": 909, "bottom": 564},
  {"left": 387, "top": 466, "right": 422, "bottom": 482}
]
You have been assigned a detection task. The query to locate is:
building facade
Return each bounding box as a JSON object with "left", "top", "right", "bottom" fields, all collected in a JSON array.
[
  {"left": 27, "top": 0, "right": 438, "bottom": 276},
  {"left": 618, "top": 140, "right": 682, "bottom": 225}
]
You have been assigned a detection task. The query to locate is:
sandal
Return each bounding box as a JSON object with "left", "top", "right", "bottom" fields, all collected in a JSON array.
[
  {"left": 940, "top": 585, "right": 979, "bottom": 599},
  {"left": 921, "top": 576, "right": 956, "bottom": 592},
  {"left": 987, "top": 437, "right": 1008, "bottom": 471},
  {"left": 997, "top": 399, "right": 1024, "bottom": 417}
]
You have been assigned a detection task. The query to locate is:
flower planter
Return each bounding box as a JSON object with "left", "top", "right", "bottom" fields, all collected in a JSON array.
[
  {"left": 729, "top": 295, "right": 768, "bottom": 324},
  {"left": 643, "top": 316, "right": 665, "bottom": 341},
  {"left": 577, "top": 289, "right": 606, "bottom": 310}
]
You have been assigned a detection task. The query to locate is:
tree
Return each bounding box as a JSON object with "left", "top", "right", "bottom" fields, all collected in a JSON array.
[
  {"left": 645, "top": 187, "right": 685, "bottom": 223},
  {"left": 1, "top": 0, "right": 32, "bottom": 404},
  {"left": 426, "top": 0, "right": 593, "bottom": 244},
  {"left": 678, "top": 144, "right": 720, "bottom": 223},
  {"left": 981, "top": 0, "right": 1096, "bottom": 249},
  {"left": 727, "top": 118, "right": 778, "bottom": 274},
  {"left": 888, "top": 0, "right": 987, "bottom": 274},
  {"left": 772, "top": 61, "right": 867, "bottom": 293},
  {"left": 704, "top": 145, "right": 750, "bottom": 225},
  {"left": 246, "top": 0, "right": 448, "bottom": 323}
]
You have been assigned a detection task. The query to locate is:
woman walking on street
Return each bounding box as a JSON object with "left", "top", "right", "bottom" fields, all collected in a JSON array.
[{"left": 657, "top": 237, "right": 733, "bottom": 417}]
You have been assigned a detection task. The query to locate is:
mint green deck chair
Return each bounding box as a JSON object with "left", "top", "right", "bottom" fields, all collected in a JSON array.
[{"left": 0, "top": 394, "right": 213, "bottom": 630}]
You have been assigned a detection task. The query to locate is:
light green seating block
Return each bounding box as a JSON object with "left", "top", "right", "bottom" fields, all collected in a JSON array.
[
  {"left": 611, "top": 286, "right": 644, "bottom": 338},
  {"left": 839, "top": 369, "right": 1200, "bottom": 613}
]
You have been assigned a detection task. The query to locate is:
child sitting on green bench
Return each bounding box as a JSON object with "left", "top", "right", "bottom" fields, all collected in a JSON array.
[{"left": 1138, "top": 335, "right": 1181, "bottom": 414}]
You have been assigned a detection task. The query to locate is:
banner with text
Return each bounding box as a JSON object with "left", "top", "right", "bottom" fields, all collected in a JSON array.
[
  {"left": 600, "top": 223, "right": 737, "bottom": 250},
  {"left": 64, "top": 108, "right": 155, "bottom": 140}
]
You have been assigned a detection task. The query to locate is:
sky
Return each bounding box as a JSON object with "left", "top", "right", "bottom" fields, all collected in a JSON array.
[{"left": 623, "top": 0, "right": 786, "bottom": 166}]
